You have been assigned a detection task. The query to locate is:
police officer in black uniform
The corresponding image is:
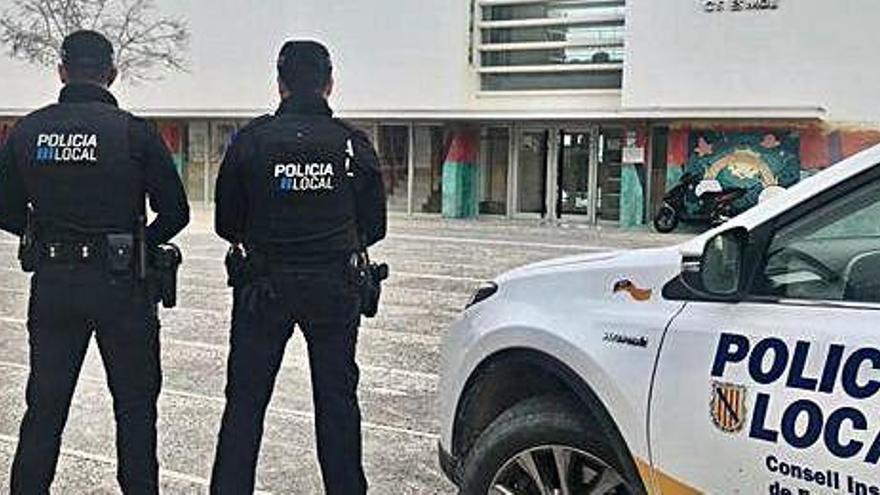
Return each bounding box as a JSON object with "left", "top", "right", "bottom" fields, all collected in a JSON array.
[
  {"left": 0, "top": 31, "right": 190, "bottom": 494},
  {"left": 210, "top": 40, "right": 386, "bottom": 495}
]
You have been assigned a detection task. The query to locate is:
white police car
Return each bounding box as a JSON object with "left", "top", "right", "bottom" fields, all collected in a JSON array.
[{"left": 437, "top": 145, "right": 880, "bottom": 494}]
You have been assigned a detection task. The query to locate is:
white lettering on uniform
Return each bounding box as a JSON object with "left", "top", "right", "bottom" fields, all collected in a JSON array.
[
  {"left": 274, "top": 162, "right": 336, "bottom": 192},
  {"left": 35, "top": 133, "right": 99, "bottom": 163}
]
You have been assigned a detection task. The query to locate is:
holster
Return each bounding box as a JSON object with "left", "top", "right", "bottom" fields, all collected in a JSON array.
[
  {"left": 18, "top": 236, "right": 38, "bottom": 273},
  {"left": 224, "top": 245, "right": 276, "bottom": 312},
  {"left": 18, "top": 207, "right": 37, "bottom": 273},
  {"left": 351, "top": 250, "right": 389, "bottom": 318},
  {"left": 150, "top": 244, "right": 182, "bottom": 308},
  {"left": 225, "top": 245, "right": 248, "bottom": 288}
]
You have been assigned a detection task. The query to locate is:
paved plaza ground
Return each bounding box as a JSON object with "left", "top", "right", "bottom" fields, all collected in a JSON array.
[{"left": 0, "top": 211, "right": 688, "bottom": 494}]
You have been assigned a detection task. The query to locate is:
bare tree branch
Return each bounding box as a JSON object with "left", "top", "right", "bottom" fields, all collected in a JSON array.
[{"left": 0, "top": 0, "right": 189, "bottom": 82}]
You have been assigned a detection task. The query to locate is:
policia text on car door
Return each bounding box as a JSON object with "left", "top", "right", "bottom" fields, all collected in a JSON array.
[
  {"left": 0, "top": 30, "right": 189, "bottom": 495},
  {"left": 653, "top": 169, "right": 880, "bottom": 494},
  {"left": 209, "top": 40, "right": 387, "bottom": 495}
]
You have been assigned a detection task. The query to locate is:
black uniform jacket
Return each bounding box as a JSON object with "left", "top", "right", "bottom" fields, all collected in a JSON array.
[
  {"left": 0, "top": 83, "right": 189, "bottom": 246},
  {"left": 214, "top": 95, "right": 387, "bottom": 265}
]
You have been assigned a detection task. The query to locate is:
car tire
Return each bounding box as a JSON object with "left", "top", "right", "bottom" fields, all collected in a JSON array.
[{"left": 459, "top": 395, "right": 644, "bottom": 495}]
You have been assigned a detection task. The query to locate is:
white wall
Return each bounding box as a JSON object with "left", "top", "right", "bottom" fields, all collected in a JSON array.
[
  {"left": 0, "top": 0, "right": 464, "bottom": 113},
  {"left": 17, "top": 0, "right": 874, "bottom": 121},
  {"left": 0, "top": 0, "right": 622, "bottom": 117},
  {"left": 624, "top": 0, "right": 880, "bottom": 123}
]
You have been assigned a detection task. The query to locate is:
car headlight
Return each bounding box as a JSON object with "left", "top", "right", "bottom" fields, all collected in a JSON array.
[{"left": 466, "top": 281, "right": 498, "bottom": 309}]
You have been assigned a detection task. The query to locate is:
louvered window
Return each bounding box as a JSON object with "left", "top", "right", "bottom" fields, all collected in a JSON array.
[{"left": 474, "top": 0, "right": 625, "bottom": 91}]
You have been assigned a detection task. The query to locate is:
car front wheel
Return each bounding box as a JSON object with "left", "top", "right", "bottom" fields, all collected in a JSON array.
[{"left": 459, "top": 396, "right": 641, "bottom": 495}]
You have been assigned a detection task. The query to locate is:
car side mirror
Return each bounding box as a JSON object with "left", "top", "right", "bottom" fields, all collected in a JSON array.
[{"left": 682, "top": 227, "right": 749, "bottom": 300}]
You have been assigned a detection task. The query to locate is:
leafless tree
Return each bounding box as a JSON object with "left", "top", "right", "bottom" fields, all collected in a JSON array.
[{"left": 0, "top": 0, "right": 189, "bottom": 82}]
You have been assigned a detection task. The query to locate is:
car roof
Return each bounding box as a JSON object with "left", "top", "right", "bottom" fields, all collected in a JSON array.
[{"left": 679, "top": 142, "right": 880, "bottom": 256}]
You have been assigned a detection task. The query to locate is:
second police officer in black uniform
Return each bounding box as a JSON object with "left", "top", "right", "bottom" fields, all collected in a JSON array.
[
  {"left": 0, "top": 31, "right": 190, "bottom": 494},
  {"left": 210, "top": 41, "right": 387, "bottom": 494}
]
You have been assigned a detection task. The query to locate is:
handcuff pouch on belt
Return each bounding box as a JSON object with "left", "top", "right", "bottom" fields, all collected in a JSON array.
[{"left": 106, "top": 234, "right": 135, "bottom": 274}]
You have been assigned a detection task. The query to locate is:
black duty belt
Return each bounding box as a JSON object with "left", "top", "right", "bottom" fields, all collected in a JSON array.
[{"left": 39, "top": 239, "right": 105, "bottom": 266}]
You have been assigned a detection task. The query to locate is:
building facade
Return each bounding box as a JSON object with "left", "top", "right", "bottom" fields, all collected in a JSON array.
[{"left": 1, "top": 0, "right": 879, "bottom": 227}]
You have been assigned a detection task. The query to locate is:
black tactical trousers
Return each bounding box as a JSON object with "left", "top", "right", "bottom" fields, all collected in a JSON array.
[
  {"left": 211, "top": 266, "right": 367, "bottom": 495},
  {"left": 10, "top": 267, "right": 161, "bottom": 495}
]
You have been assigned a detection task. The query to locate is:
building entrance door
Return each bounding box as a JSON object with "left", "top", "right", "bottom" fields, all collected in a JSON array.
[
  {"left": 597, "top": 127, "right": 625, "bottom": 223},
  {"left": 515, "top": 129, "right": 549, "bottom": 216},
  {"left": 556, "top": 129, "right": 594, "bottom": 220},
  {"left": 513, "top": 125, "right": 610, "bottom": 222}
]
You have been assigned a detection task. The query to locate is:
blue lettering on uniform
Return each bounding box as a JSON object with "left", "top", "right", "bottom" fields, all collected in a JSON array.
[
  {"left": 35, "top": 146, "right": 53, "bottom": 161},
  {"left": 749, "top": 337, "right": 789, "bottom": 385},
  {"left": 842, "top": 348, "right": 880, "bottom": 400},
  {"left": 711, "top": 333, "right": 749, "bottom": 377},
  {"left": 781, "top": 399, "right": 823, "bottom": 449},
  {"left": 825, "top": 407, "right": 867, "bottom": 458}
]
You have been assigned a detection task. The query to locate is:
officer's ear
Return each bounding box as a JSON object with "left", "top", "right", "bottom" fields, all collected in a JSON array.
[
  {"left": 278, "top": 76, "right": 291, "bottom": 100},
  {"left": 58, "top": 64, "right": 69, "bottom": 85},
  {"left": 323, "top": 75, "right": 334, "bottom": 98}
]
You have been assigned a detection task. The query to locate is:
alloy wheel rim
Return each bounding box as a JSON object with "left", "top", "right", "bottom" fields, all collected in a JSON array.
[{"left": 488, "top": 445, "right": 632, "bottom": 495}]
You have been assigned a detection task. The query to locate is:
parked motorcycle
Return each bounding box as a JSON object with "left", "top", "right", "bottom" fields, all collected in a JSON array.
[{"left": 653, "top": 172, "right": 748, "bottom": 233}]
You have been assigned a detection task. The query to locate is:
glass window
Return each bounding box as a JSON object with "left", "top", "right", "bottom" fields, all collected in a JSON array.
[
  {"left": 480, "top": 128, "right": 510, "bottom": 215},
  {"left": 752, "top": 177, "right": 880, "bottom": 303},
  {"left": 482, "top": 2, "right": 625, "bottom": 21},
  {"left": 477, "top": 1, "right": 625, "bottom": 91},
  {"left": 483, "top": 47, "right": 624, "bottom": 67},
  {"left": 377, "top": 125, "right": 410, "bottom": 212},
  {"left": 208, "top": 121, "right": 240, "bottom": 202},
  {"left": 482, "top": 72, "right": 622, "bottom": 91},
  {"left": 413, "top": 126, "right": 449, "bottom": 214},
  {"left": 558, "top": 131, "right": 590, "bottom": 216},
  {"left": 597, "top": 128, "right": 624, "bottom": 222},
  {"left": 185, "top": 121, "right": 209, "bottom": 203},
  {"left": 517, "top": 131, "right": 548, "bottom": 214}
]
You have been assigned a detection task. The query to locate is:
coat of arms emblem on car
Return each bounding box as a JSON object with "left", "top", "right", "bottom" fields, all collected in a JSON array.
[
  {"left": 612, "top": 279, "right": 653, "bottom": 301},
  {"left": 710, "top": 381, "right": 748, "bottom": 433}
]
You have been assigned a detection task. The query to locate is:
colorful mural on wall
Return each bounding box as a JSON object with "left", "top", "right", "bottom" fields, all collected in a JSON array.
[
  {"left": 442, "top": 129, "right": 479, "bottom": 219},
  {"left": 683, "top": 130, "right": 801, "bottom": 213},
  {"left": 156, "top": 121, "right": 186, "bottom": 175},
  {"left": 666, "top": 125, "right": 880, "bottom": 218}
]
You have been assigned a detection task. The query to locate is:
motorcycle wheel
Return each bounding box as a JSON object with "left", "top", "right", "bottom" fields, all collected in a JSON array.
[{"left": 653, "top": 206, "right": 679, "bottom": 233}]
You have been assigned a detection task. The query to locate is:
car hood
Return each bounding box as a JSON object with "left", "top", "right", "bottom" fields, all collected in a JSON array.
[
  {"left": 497, "top": 251, "right": 622, "bottom": 283},
  {"left": 493, "top": 245, "right": 687, "bottom": 305}
]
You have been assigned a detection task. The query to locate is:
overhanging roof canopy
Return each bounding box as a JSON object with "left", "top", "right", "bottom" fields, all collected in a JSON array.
[{"left": 0, "top": 105, "right": 827, "bottom": 122}]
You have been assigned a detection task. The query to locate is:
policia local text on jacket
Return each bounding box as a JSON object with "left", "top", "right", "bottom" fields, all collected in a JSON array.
[
  {"left": 0, "top": 82, "right": 190, "bottom": 494},
  {"left": 210, "top": 92, "right": 386, "bottom": 494}
]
